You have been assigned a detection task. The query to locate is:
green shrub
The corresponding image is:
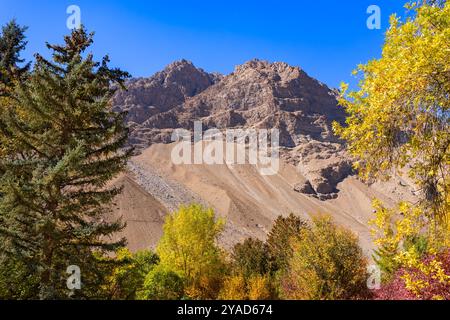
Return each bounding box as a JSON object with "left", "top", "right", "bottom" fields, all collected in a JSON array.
[
  {"left": 139, "top": 266, "right": 184, "bottom": 300},
  {"left": 106, "top": 248, "right": 159, "bottom": 299}
]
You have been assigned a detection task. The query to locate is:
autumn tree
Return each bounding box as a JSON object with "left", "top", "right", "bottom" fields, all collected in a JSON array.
[
  {"left": 247, "top": 275, "right": 274, "bottom": 300},
  {"left": 219, "top": 274, "right": 274, "bottom": 300},
  {"left": 0, "top": 27, "right": 131, "bottom": 299},
  {"left": 335, "top": 1, "right": 450, "bottom": 295},
  {"left": 139, "top": 265, "right": 185, "bottom": 300},
  {"left": 281, "top": 216, "right": 369, "bottom": 300},
  {"left": 266, "top": 213, "right": 308, "bottom": 273},
  {"left": 231, "top": 238, "right": 269, "bottom": 277},
  {"left": 156, "top": 204, "right": 226, "bottom": 299},
  {"left": 334, "top": 1, "right": 449, "bottom": 224},
  {"left": 218, "top": 274, "right": 247, "bottom": 300}
]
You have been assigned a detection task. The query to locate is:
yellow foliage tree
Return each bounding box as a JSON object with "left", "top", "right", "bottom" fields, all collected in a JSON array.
[
  {"left": 335, "top": 1, "right": 450, "bottom": 297},
  {"left": 103, "top": 248, "right": 159, "bottom": 300},
  {"left": 218, "top": 274, "right": 273, "bottom": 300},
  {"left": 370, "top": 200, "right": 450, "bottom": 295},
  {"left": 282, "top": 216, "right": 369, "bottom": 300},
  {"left": 334, "top": 1, "right": 449, "bottom": 222},
  {"left": 247, "top": 275, "right": 272, "bottom": 300},
  {"left": 218, "top": 275, "right": 248, "bottom": 300},
  {"left": 156, "top": 204, "right": 225, "bottom": 299}
]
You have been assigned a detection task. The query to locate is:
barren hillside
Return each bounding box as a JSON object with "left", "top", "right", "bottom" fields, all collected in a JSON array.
[{"left": 109, "top": 143, "right": 416, "bottom": 255}]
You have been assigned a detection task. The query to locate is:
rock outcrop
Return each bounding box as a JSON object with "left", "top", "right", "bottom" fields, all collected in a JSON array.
[{"left": 112, "top": 59, "right": 221, "bottom": 127}]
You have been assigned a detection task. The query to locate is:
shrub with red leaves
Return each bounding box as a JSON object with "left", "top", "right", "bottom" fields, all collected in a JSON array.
[{"left": 374, "top": 249, "right": 450, "bottom": 300}]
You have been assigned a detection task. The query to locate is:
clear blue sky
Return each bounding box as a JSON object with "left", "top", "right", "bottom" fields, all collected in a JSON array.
[{"left": 1, "top": 0, "right": 409, "bottom": 88}]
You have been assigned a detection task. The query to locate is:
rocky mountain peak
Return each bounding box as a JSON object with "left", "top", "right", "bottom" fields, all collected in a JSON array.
[
  {"left": 158, "top": 59, "right": 222, "bottom": 88},
  {"left": 111, "top": 60, "right": 221, "bottom": 125},
  {"left": 166, "top": 58, "right": 193, "bottom": 69},
  {"left": 233, "top": 59, "right": 304, "bottom": 83}
]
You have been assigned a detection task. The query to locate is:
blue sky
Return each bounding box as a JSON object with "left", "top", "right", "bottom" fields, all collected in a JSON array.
[{"left": 1, "top": 0, "right": 409, "bottom": 88}]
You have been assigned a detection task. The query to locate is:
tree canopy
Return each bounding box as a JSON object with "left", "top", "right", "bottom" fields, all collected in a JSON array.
[{"left": 334, "top": 2, "right": 449, "bottom": 221}]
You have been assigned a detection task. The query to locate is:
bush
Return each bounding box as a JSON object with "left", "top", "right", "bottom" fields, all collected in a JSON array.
[
  {"left": 281, "top": 216, "right": 370, "bottom": 300},
  {"left": 232, "top": 238, "right": 269, "bottom": 277},
  {"left": 106, "top": 248, "right": 159, "bottom": 299},
  {"left": 218, "top": 274, "right": 275, "bottom": 300},
  {"left": 139, "top": 266, "right": 184, "bottom": 300},
  {"left": 375, "top": 248, "right": 450, "bottom": 300},
  {"left": 266, "top": 213, "right": 308, "bottom": 273},
  {"left": 218, "top": 275, "right": 247, "bottom": 300},
  {"left": 156, "top": 204, "right": 226, "bottom": 299}
]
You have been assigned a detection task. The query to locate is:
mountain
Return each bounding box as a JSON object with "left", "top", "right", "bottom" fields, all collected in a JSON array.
[
  {"left": 109, "top": 60, "right": 416, "bottom": 254},
  {"left": 112, "top": 59, "right": 221, "bottom": 130},
  {"left": 115, "top": 59, "right": 353, "bottom": 197},
  {"left": 128, "top": 59, "right": 345, "bottom": 147}
]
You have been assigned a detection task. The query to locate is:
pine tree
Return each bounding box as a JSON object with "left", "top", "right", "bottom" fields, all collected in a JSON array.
[
  {"left": 0, "top": 19, "right": 30, "bottom": 93},
  {"left": 0, "top": 20, "right": 29, "bottom": 167},
  {"left": 0, "top": 21, "right": 32, "bottom": 298},
  {"left": 0, "top": 27, "right": 131, "bottom": 299}
]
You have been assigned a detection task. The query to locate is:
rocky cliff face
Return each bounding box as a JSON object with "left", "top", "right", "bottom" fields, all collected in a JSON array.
[
  {"left": 112, "top": 59, "right": 222, "bottom": 127},
  {"left": 112, "top": 59, "right": 354, "bottom": 198}
]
